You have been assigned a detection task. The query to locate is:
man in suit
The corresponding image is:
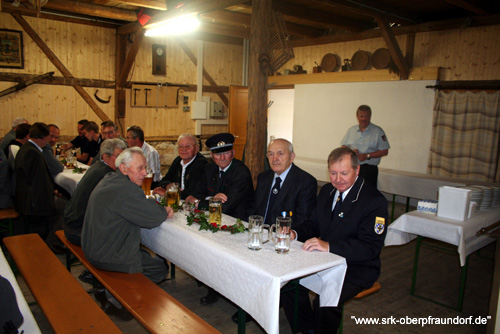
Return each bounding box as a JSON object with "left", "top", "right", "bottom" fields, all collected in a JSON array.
[
  {"left": 282, "top": 147, "right": 388, "bottom": 333},
  {"left": 254, "top": 138, "right": 317, "bottom": 228},
  {"left": 186, "top": 132, "right": 254, "bottom": 305},
  {"left": 230, "top": 138, "right": 318, "bottom": 323},
  {"left": 186, "top": 132, "right": 253, "bottom": 221},
  {"left": 14, "top": 122, "right": 55, "bottom": 238},
  {"left": 153, "top": 133, "right": 207, "bottom": 200}
]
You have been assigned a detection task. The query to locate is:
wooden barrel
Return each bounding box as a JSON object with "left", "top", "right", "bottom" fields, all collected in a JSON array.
[
  {"left": 351, "top": 50, "right": 371, "bottom": 70},
  {"left": 320, "top": 53, "right": 340, "bottom": 72},
  {"left": 372, "top": 48, "right": 392, "bottom": 69}
]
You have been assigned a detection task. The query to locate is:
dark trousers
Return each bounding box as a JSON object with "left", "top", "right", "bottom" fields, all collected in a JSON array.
[
  {"left": 359, "top": 164, "right": 379, "bottom": 188},
  {"left": 282, "top": 280, "right": 364, "bottom": 333}
]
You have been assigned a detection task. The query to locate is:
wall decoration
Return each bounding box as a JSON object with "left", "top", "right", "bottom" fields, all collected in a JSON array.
[{"left": 0, "top": 29, "right": 24, "bottom": 69}]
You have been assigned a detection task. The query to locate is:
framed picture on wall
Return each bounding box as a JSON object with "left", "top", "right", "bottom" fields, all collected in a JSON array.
[{"left": 0, "top": 29, "right": 24, "bottom": 69}]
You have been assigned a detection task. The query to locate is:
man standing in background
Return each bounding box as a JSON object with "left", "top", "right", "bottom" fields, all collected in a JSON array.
[{"left": 341, "top": 105, "right": 390, "bottom": 187}]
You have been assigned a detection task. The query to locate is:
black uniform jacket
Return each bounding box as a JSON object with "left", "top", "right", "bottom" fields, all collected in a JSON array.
[{"left": 295, "top": 176, "right": 388, "bottom": 288}]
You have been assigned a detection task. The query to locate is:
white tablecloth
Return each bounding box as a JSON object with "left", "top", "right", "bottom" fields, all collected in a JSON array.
[
  {"left": 385, "top": 208, "right": 500, "bottom": 266},
  {"left": 378, "top": 168, "right": 499, "bottom": 200},
  {"left": 54, "top": 163, "right": 88, "bottom": 195},
  {"left": 141, "top": 213, "right": 347, "bottom": 334},
  {"left": 0, "top": 247, "right": 41, "bottom": 334}
]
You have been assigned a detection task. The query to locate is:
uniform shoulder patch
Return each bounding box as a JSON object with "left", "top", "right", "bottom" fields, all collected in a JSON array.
[{"left": 374, "top": 217, "right": 385, "bottom": 235}]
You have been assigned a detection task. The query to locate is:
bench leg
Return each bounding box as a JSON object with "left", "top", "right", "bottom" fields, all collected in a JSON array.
[{"left": 170, "top": 262, "right": 175, "bottom": 279}]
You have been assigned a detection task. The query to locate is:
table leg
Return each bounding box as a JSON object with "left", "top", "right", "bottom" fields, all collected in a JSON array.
[
  {"left": 405, "top": 197, "right": 410, "bottom": 212},
  {"left": 410, "top": 236, "right": 469, "bottom": 311},
  {"left": 237, "top": 307, "right": 246, "bottom": 334},
  {"left": 390, "top": 195, "right": 396, "bottom": 224},
  {"left": 410, "top": 236, "right": 422, "bottom": 295}
]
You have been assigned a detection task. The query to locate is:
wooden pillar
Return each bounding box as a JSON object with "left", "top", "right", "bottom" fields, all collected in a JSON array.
[
  {"left": 245, "top": 0, "right": 271, "bottom": 186},
  {"left": 115, "top": 33, "right": 127, "bottom": 136}
]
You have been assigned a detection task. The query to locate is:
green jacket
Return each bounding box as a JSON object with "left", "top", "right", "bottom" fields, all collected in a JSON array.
[{"left": 82, "top": 171, "right": 167, "bottom": 273}]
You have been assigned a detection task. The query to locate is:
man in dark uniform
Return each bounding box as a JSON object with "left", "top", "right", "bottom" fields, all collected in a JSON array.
[
  {"left": 187, "top": 132, "right": 253, "bottom": 221},
  {"left": 186, "top": 132, "right": 254, "bottom": 305},
  {"left": 282, "top": 147, "right": 388, "bottom": 333},
  {"left": 153, "top": 133, "right": 207, "bottom": 200}
]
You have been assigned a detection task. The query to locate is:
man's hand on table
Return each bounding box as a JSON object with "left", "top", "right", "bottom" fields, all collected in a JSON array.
[
  {"left": 165, "top": 206, "right": 174, "bottom": 218},
  {"left": 302, "top": 237, "right": 329, "bottom": 252},
  {"left": 213, "top": 193, "right": 228, "bottom": 203},
  {"left": 152, "top": 187, "right": 166, "bottom": 196}
]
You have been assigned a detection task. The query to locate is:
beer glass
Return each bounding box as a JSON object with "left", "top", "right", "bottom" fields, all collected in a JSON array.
[
  {"left": 166, "top": 183, "right": 180, "bottom": 208},
  {"left": 142, "top": 168, "right": 153, "bottom": 196},
  {"left": 209, "top": 198, "right": 222, "bottom": 226},
  {"left": 247, "top": 215, "right": 268, "bottom": 250},
  {"left": 270, "top": 216, "right": 292, "bottom": 254}
]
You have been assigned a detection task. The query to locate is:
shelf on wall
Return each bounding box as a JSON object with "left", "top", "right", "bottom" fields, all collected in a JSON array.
[{"left": 268, "top": 67, "right": 439, "bottom": 87}]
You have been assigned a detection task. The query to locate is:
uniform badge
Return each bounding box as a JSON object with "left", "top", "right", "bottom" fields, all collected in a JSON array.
[
  {"left": 382, "top": 135, "right": 387, "bottom": 141},
  {"left": 374, "top": 217, "right": 385, "bottom": 234}
]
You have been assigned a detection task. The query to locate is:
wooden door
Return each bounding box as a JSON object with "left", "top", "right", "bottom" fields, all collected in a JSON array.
[{"left": 229, "top": 86, "right": 248, "bottom": 160}]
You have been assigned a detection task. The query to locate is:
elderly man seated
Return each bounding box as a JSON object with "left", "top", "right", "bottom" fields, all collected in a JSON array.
[
  {"left": 82, "top": 147, "right": 174, "bottom": 319},
  {"left": 64, "top": 139, "right": 127, "bottom": 246},
  {"left": 153, "top": 133, "right": 207, "bottom": 200}
]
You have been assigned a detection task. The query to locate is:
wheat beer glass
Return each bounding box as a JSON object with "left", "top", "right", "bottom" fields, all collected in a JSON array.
[
  {"left": 142, "top": 168, "right": 153, "bottom": 196},
  {"left": 271, "top": 216, "right": 292, "bottom": 254},
  {"left": 247, "top": 215, "right": 268, "bottom": 250},
  {"left": 166, "top": 183, "right": 180, "bottom": 208},
  {"left": 209, "top": 198, "right": 222, "bottom": 226}
]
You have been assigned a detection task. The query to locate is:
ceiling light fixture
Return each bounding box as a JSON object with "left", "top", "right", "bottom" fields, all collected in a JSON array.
[{"left": 144, "top": 14, "right": 200, "bottom": 37}]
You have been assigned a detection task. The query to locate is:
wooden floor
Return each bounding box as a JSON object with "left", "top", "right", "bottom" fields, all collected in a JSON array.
[{"left": 6, "top": 203, "right": 495, "bottom": 333}]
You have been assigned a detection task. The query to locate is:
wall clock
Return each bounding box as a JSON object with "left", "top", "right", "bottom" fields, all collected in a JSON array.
[{"left": 152, "top": 44, "right": 166, "bottom": 75}]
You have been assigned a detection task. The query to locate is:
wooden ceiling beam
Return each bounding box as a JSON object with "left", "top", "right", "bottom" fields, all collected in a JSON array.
[
  {"left": 43, "top": 0, "right": 138, "bottom": 21},
  {"left": 272, "top": 0, "right": 370, "bottom": 32},
  {"left": 199, "top": 21, "right": 249, "bottom": 39},
  {"left": 375, "top": 15, "right": 409, "bottom": 80},
  {"left": 11, "top": 13, "right": 110, "bottom": 121},
  {"left": 0, "top": 72, "right": 115, "bottom": 88},
  {"left": 87, "top": 0, "right": 167, "bottom": 11},
  {"left": 1, "top": 3, "right": 120, "bottom": 27},
  {"left": 145, "top": 0, "right": 249, "bottom": 29},
  {"left": 442, "top": 0, "right": 489, "bottom": 16},
  {"left": 201, "top": 9, "right": 322, "bottom": 38},
  {"left": 318, "top": 0, "right": 420, "bottom": 25},
  {"left": 291, "top": 13, "right": 500, "bottom": 47}
]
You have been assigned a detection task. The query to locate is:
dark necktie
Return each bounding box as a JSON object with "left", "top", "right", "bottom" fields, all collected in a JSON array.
[
  {"left": 219, "top": 170, "right": 224, "bottom": 179},
  {"left": 331, "top": 192, "right": 343, "bottom": 219},
  {"left": 265, "top": 177, "right": 282, "bottom": 225}
]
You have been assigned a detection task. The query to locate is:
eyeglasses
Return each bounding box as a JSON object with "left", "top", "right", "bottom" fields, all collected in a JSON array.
[
  {"left": 102, "top": 131, "right": 115, "bottom": 136},
  {"left": 178, "top": 145, "right": 194, "bottom": 150}
]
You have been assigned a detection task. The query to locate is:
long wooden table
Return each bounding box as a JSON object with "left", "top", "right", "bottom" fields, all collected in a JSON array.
[{"left": 141, "top": 212, "right": 347, "bottom": 334}]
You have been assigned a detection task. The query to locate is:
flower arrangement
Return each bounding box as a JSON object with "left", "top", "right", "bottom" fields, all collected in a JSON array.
[{"left": 187, "top": 209, "right": 247, "bottom": 234}]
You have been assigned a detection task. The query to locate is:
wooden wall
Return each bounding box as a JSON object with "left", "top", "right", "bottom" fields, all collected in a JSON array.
[
  {"left": 283, "top": 24, "right": 500, "bottom": 81},
  {"left": 0, "top": 12, "right": 243, "bottom": 138}
]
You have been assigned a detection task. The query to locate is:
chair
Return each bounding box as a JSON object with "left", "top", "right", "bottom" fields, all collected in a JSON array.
[
  {"left": 0, "top": 207, "right": 19, "bottom": 237},
  {"left": 339, "top": 281, "right": 381, "bottom": 333}
]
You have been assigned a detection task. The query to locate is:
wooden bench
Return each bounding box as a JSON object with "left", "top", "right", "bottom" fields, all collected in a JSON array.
[
  {"left": 3, "top": 233, "right": 122, "bottom": 333},
  {"left": 0, "top": 207, "right": 19, "bottom": 236},
  {"left": 56, "top": 230, "right": 219, "bottom": 334}
]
